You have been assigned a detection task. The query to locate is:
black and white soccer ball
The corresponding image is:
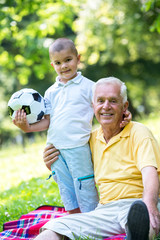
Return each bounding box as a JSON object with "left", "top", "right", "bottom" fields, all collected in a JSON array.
[{"left": 8, "top": 88, "right": 46, "bottom": 124}]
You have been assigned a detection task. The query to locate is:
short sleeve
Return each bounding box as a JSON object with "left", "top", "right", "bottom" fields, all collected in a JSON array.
[
  {"left": 136, "top": 137, "right": 160, "bottom": 171},
  {"left": 44, "top": 95, "right": 52, "bottom": 115}
]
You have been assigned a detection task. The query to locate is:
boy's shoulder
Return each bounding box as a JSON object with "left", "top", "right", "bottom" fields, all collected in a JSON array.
[
  {"left": 45, "top": 82, "right": 57, "bottom": 94},
  {"left": 82, "top": 75, "right": 95, "bottom": 84}
]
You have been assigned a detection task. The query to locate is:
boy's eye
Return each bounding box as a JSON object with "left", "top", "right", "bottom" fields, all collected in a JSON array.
[
  {"left": 55, "top": 62, "right": 60, "bottom": 65},
  {"left": 66, "top": 58, "right": 71, "bottom": 62}
]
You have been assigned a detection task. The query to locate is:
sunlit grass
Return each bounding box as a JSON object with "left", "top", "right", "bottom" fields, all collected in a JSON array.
[{"left": 0, "top": 139, "right": 63, "bottom": 232}]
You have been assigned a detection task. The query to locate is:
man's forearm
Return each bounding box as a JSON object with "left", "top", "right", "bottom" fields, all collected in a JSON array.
[
  {"left": 142, "top": 166, "right": 159, "bottom": 205},
  {"left": 142, "top": 166, "right": 160, "bottom": 235}
]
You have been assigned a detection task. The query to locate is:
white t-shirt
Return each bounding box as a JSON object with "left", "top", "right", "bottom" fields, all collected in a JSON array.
[{"left": 44, "top": 72, "right": 95, "bottom": 149}]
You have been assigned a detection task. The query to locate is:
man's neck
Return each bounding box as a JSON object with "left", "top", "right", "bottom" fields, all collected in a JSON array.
[{"left": 102, "top": 125, "right": 122, "bottom": 143}]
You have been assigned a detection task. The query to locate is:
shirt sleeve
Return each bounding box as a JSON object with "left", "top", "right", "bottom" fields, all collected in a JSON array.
[
  {"left": 136, "top": 137, "right": 160, "bottom": 171},
  {"left": 44, "top": 91, "right": 52, "bottom": 115}
]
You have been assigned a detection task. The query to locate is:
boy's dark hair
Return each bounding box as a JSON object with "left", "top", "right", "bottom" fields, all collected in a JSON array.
[{"left": 49, "top": 38, "right": 78, "bottom": 60}]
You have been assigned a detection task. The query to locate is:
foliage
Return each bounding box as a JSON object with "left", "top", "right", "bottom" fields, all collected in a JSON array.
[
  {"left": 73, "top": 0, "right": 160, "bottom": 115},
  {"left": 0, "top": 0, "right": 82, "bottom": 144},
  {"left": 74, "top": 0, "right": 160, "bottom": 65},
  {"left": 0, "top": 0, "right": 80, "bottom": 91},
  {"left": 141, "top": 0, "right": 160, "bottom": 33},
  {"left": 1, "top": 0, "right": 160, "bottom": 144}
]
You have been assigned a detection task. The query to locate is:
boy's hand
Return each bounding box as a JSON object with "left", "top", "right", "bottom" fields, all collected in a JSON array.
[
  {"left": 120, "top": 110, "right": 132, "bottom": 128},
  {"left": 13, "top": 109, "right": 31, "bottom": 132}
]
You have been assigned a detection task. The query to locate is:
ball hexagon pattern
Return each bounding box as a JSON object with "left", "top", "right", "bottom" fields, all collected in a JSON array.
[{"left": 8, "top": 88, "right": 46, "bottom": 124}]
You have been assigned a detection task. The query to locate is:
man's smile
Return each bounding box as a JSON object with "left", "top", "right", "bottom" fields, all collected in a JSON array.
[{"left": 100, "top": 113, "right": 113, "bottom": 116}]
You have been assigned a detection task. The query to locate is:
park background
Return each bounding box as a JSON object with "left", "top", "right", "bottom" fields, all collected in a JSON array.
[{"left": 0, "top": 0, "right": 160, "bottom": 238}]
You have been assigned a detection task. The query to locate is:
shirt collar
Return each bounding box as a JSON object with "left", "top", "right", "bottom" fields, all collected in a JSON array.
[
  {"left": 55, "top": 71, "right": 82, "bottom": 87},
  {"left": 96, "top": 122, "right": 133, "bottom": 144}
]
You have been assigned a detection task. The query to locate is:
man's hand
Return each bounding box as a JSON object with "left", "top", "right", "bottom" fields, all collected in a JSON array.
[
  {"left": 142, "top": 166, "right": 160, "bottom": 236},
  {"left": 146, "top": 200, "right": 160, "bottom": 236},
  {"left": 43, "top": 144, "right": 60, "bottom": 170},
  {"left": 120, "top": 110, "right": 132, "bottom": 128},
  {"left": 13, "top": 109, "right": 31, "bottom": 132}
]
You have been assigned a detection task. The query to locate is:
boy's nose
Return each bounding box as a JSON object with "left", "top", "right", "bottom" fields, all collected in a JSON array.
[{"left": 62, "top": 62, "right": 67, "bottom": 69}]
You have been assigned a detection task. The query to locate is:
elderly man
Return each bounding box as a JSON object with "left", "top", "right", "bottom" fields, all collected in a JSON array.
[{"left": 35, "top": 77, "right": 160, "bottom": 240}]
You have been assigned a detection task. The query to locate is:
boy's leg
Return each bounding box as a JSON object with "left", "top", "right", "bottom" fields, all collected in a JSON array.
[
  {"left": 68, "top": 207, "right": 81, "bottom": 214},
  {"left": 61, "top": 144, "right": 99, "bottom": 213},
  {"left": 34, "top": 229, "right": 62, "bottom": 240},
  {"left": 50, "top": 152, "right": 79, "bottom": 212}
]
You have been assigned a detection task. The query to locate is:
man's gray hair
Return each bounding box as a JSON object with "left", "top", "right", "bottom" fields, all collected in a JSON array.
[{"left": 92, "top": 77, "right": 127, "bottom": 103}]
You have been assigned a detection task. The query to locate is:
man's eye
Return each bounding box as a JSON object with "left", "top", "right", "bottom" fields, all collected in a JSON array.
[
  {"left": 98, "top": 99, "right": 103, "bottom": 103},
  {"left": 111, "top": 100, "right": 117, "bottom": 103}
]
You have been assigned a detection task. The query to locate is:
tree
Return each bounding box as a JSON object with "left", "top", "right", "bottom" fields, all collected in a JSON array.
[
  {"left": 0, "top": 0, "right": 160, "bottom": 145},
  {"left": 0, "top": 0, "right": 81, "bottom": 144},
  {"left": 73, "top": 0, "right": 160, "bottom": 115},
  {"left": 141, "top": 0, "right": 160, "bottom": 33}
]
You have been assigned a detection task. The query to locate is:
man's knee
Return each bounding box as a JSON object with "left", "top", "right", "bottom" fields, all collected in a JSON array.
[{"left": 34, "top": 229, "right": 63, "bottom": 240}]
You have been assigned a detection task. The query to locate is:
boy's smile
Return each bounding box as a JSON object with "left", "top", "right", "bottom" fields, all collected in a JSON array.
[{"left": 50, "top": 48, "right": 80, "bottom": 83}]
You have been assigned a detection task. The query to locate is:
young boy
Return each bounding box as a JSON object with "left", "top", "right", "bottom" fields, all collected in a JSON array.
[{"left": 13, "top": 38, "right": 130, "bottom": 214}]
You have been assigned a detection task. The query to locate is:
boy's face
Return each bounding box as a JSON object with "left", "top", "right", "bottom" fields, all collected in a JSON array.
[{"left": 50, "top": 48, "right": 80, "bottom": 83}]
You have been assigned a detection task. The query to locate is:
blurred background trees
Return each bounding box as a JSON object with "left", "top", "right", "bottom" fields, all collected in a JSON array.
[{"left": 0, "top": 0, "right": 160, "bottom": 146}]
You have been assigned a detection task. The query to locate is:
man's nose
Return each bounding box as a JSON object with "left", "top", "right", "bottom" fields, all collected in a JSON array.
[{"left": 103, "top": 100, "right": 111, "bottom": 109}]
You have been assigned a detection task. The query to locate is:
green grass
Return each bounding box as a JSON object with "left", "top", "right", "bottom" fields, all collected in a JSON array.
[
  {"left": 0, "top": 140, "right": 63, "bottom": 232},
  {"left": 0, "top": 115, "right": 160, "bottom": 239}
]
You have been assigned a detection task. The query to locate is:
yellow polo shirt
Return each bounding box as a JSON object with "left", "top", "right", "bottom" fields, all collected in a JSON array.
[{"left": 89, "top": 121, "right": 160, "bottom": 204}]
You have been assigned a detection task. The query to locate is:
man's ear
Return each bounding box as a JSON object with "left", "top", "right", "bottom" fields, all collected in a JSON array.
[{"left": 50, "top": 62, "right": 54, "bottom": 68}]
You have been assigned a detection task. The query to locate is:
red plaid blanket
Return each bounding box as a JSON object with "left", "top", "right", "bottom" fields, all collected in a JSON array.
[{"left": 0, "top": 205, "right": 126, "bottom": 240}]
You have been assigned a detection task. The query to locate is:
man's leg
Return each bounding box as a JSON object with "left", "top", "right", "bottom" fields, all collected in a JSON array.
[
  {"left": 126, "top": 200, "right": 150, "bottom": 240},
  {"left": 40, "top": 202, "right": 125, "bottom": 240},
  {"left": 34, "top": 229, "right": 62, "bottom": 240}
]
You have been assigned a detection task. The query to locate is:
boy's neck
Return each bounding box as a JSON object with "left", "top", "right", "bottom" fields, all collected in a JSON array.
[{"left": 59, "top": 72, "right": 78, "bottom": 84}]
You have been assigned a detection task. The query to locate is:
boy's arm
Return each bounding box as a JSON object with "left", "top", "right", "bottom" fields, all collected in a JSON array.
[{"left": 13, "top": 109, "right": 50, "bottom": 133}]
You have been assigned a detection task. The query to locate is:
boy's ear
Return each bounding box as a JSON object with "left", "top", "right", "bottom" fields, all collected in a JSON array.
[
  {"left": 50, "top": 62, "right": 54, "bottom": 68},
  {"left": 77, "top": 54, "right": 81, "bottom": 63}
]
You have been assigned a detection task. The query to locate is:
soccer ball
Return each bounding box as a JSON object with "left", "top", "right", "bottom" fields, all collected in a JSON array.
[{"left": 8, "top": 88, "right": 46, "bottom": 124}]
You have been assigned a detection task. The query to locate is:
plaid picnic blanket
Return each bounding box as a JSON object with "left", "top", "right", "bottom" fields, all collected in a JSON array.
[{"left": 0, "top": 205, "right": 126, "bottom": 240}]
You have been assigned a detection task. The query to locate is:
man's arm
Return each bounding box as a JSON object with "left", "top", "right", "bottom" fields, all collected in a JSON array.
[
  {"left": 13, "top": 109, "right": 50, "bottom": 133},
  {"left": 142, "top": 166, "right": 160, "bottom": 236},
  {"left": 43, "top": 144, "right": 60, "bottom": 170}
]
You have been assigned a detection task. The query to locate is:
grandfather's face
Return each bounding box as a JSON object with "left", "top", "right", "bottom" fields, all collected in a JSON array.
[{"left": 93, "top": 83, "right": 128, "bottom": 128}]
